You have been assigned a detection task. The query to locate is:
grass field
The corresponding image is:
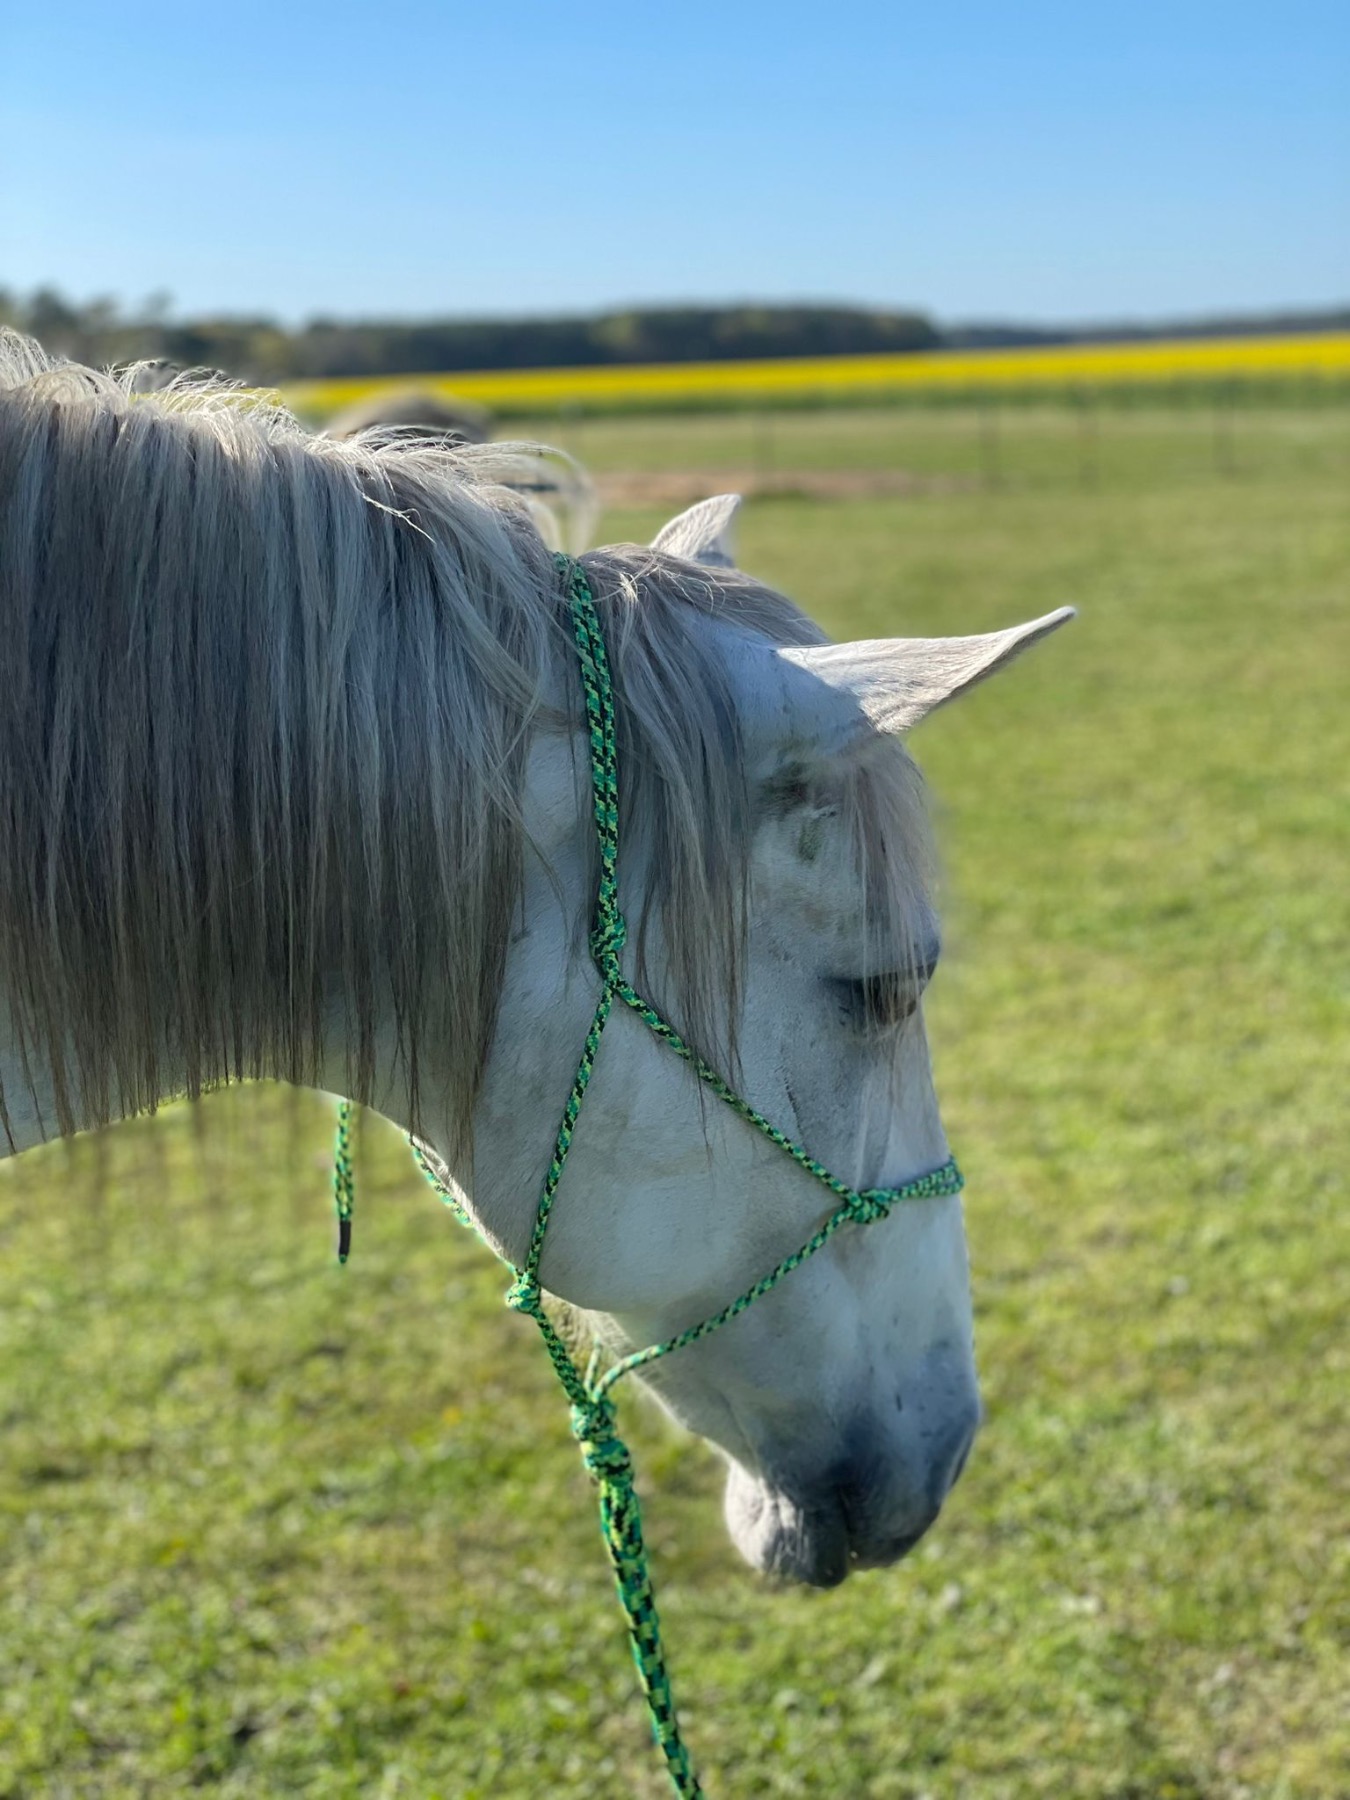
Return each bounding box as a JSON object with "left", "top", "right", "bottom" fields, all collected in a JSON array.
[
  {"left": 1, "top": 406, "right": 1347, "bottom": 1797},
  {"left": 529, "top": 400, "right": 1350, "bottom": 501}
]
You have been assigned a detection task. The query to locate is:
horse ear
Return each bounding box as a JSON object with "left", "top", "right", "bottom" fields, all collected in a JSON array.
[
  {"left": 651, "top": 494, "right": 742, "bottom": 568},
  {"left": 771, "top": 609, "right": 1075, "bottom": 758}
]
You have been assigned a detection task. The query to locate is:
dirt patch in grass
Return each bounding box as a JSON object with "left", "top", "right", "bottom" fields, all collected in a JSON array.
[{"left": 596, "top": 466, "right": 977, "bottom": 506}]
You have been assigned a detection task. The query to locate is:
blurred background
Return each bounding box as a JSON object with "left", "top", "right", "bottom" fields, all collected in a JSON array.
[{"left": 1, "top": 3, "right": 1347, "bottom": 1795}]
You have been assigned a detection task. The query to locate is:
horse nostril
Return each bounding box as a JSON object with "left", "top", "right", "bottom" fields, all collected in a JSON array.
[{"left": 849, "top": 1509, "right": 940, "bottom": 1569}]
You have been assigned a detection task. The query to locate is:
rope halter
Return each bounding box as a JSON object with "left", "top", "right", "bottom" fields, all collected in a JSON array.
[{"left": 334, "top": 553, "right": 964, "bottom": 1797}]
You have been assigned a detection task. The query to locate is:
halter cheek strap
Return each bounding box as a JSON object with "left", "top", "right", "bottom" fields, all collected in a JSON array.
[{"left": 332, "top": 553, "right": 963, "bottom": 1797}]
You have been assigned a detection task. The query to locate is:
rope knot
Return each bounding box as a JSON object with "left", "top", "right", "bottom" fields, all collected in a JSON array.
[
  {"left": 849, "top": 1190, "right": 894, "bottom": 1225},
  {"left": 505, "top": 1274, "right": 542, "bottom": 1316},
  {"left": 589, "top": 910, "right": 628, "bottom": 977},
  {"left": 570, "top": 1397, "right": 633, "bottom": 1484}
]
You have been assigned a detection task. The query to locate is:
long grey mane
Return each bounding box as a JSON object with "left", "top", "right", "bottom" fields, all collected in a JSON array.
[{"left": 0, "top": 330, "right": 930, "bottom": 1153}]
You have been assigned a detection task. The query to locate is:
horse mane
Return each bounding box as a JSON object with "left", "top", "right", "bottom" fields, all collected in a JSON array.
[{"left": 0, "top": 330, "right": 931, "bottom": 1154}]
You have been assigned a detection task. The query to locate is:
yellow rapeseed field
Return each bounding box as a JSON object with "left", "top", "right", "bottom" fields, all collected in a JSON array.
[{"left": 285, "top": 331, "right": 1350, "bottom": 420}]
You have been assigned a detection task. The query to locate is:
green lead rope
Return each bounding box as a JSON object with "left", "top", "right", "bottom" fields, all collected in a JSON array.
[{"left": 332, "top": 554, "right": 964, "bottom": 1797}]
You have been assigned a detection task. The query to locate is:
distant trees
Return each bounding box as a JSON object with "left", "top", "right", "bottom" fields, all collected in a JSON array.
[{"left": 0, "top": 290, "right": 940, "bottom": 383}]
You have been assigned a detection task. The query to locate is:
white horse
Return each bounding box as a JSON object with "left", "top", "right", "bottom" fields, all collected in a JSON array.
[{"left": 0, "top": 332, "right": 1070, "bottom": 1589}]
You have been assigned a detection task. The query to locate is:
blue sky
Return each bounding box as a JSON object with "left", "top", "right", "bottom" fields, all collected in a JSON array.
[{"left": 3, "top": 1, "right": 1347, "bottom": 325}]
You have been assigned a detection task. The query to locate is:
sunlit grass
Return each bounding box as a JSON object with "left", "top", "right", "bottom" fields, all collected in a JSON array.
[
  {"left": 536, "top": 400, "right": 1350, "bottom": 501},
  {"left": 0, "top": 411, "right": 1346, "bottom": 1796}
]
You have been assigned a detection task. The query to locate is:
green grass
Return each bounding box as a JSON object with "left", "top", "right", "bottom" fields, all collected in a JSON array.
[
  {"left": 1, "top": 410, "right": 1347, "bottom": 1797},
  {"left": 520, "top": 399, "right": 1350, "bottom": 495}
]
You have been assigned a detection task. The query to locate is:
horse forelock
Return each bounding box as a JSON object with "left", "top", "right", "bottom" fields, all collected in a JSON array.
[{"left": 0, "top": 330, "right": 932, "bottom": 1152}]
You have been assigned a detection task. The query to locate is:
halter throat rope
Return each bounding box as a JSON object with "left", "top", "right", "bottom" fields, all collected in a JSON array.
[{"left": 333, "top": 553, "right": 963, "bottom": 1797}]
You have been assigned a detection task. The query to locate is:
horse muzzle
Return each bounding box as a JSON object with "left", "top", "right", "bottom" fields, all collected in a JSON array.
[{"left": 723, "top": 1399, "right": 980, "bottom": 1588}]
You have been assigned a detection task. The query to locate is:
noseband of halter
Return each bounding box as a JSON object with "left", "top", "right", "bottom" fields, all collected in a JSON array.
[{"left": 332, "top": 553, "right": 963, "bottom": 1797}]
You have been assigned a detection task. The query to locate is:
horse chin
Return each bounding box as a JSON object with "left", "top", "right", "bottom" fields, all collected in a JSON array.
[
  {"left": 723, "top": 1459, "right": 941, "bottom": 1588},
  {"left": 723, "top": 1461, "right": 854, "bottom": 1590}
]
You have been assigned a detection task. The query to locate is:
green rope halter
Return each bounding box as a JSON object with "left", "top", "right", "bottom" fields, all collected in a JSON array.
[{"left": 332, "top": 554, "right": 964, "bottom": 1796}]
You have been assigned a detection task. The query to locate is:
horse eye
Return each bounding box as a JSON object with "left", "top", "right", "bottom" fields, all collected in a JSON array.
[{"left": 829, "top": 967, "right": 930, "bottom": 1031}]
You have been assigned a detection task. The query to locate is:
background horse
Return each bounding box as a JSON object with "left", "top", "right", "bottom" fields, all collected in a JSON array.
[
  {"left": 0, "top": 330, "right": 1068, "bottom": 1587},
  {"left": 325, "top": 387, "right": 493, "bottom": 444}
]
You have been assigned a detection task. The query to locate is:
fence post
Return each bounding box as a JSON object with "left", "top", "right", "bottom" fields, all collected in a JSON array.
[
  {"left": 752, "top": 410, "right": 774, "bottom": 482},
  {"left": 1213, "top": 382, "right": 1235, "bottom": 477},
  {"left": 1075, "top": 386, "right": 1099, "bottom": 490},
  {"left": 560, "top": 400, "right": 584, "bottom": 459},
  {"left": 979, "top": 393, "right": 1002, "bottom": 491}
]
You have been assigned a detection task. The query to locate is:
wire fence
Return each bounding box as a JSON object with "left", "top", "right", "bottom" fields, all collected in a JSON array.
[{"left": 533, "top": 386, "right": 1350, "bottom": 507}]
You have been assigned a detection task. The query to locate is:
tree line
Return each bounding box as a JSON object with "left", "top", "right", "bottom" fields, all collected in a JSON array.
[
  {"left": 0, "top": 291, "right": 940, "bottom": 383},
  {"left": 3, "top": 287, "right": 1344, "bottom": 385}
]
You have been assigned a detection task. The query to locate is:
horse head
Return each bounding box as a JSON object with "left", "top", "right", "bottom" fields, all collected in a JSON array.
[{"left": 459, "top": 498, "right": 1072, "bottom": 1586}]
